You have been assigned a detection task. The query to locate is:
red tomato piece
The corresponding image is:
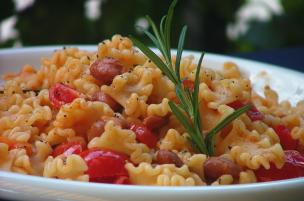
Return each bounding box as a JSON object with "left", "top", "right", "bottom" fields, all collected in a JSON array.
[
  {"left": 113, "top": 176, "right": 130, "bottom": 184},
  {"left": 143, "top": 115, "right": 168, "bottom": 131},
  {"left": 52, "top": 141, "right": 83, "bottom": 157},
  {"left": 130, "top": 123, "right": 158, "bottom": 148},
  {"left": 182, "top": 79, "right": 195, "bottom": 92},
  {"left": 227, "top": 100, "right": 263, "bottom": 121},
  {"left": 49, "top": 83, "right": 80, "bottom": 109},
  {"left": 274, "top": 125, "right": 298, "bottom": 150},
  {"left": 246, "top": 105, "right": 264, "bottom": 121},
  {"left": 80, "top": 148, "right": 129, "bottom": 184},
  {"left": 255, "top": 150, "right": 304, "bottom": 182},
  {"left": 227, "top": 100, "right": 243, "bottom": 109}
]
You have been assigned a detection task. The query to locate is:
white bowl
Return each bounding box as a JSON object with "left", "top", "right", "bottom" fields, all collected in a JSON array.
[{"left": 0, "top": 46, "right": 303, "bottom": 201}]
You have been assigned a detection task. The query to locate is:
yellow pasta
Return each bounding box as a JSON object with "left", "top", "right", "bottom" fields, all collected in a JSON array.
[
  {"left": 43, "top": 154, "right": 88, "bottom": 181},
  {"left": 125, "top": 162, "right": 204, "bottom": 186},
  {"left": 159, "top": 129, "right": 192, "bottom": 152},
  {"left": 0, "top": 35, "right": 303, "bottom": 186},
  {"left": 53, "top": 98, "right": 114, "bottom": 135},
  {"left": 147, "top": 98, "right": 171, "bottom": 117},
  {"left": 88, "top": 121, "right": 152, "bottom": 164},
  {"left": 98, "top": 34, "right": 147, "bottom": 69},
  {"left": 0, "top": 148, "right": 33, "bottom": 175}
]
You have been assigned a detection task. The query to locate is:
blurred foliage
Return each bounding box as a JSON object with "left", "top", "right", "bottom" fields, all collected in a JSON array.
[
  {"left": 0, "top": 0, "right": 303, "bottom": 53},
  {"left": 235, "top": 0, "right": 304, "bottom": 51},
  {"left": 3, "top": 0, "right": 244, "bottom": 52},
  {"left": 0, "top": 0, "right": 15, "bottom": 47},
  {"left": 0, "top": 0, "right": 14, "bottom": 20},
  {"left": 16, "top": 0, "right": 87, "bottom": 45}
]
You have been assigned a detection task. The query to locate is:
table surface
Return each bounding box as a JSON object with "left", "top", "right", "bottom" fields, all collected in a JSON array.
[{"left": 0, "top": 47, "right": 303, "bottom": 201}]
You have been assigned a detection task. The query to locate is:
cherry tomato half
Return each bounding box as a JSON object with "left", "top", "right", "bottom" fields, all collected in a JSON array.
[
  {"left": 130, "top": 123, "right": 158, "bottom": 148},
  {"left": 52, "top": 141, "right": 83, "bottom": 157},
  {"left": 255, "top": 150, "right": 304, "bottom": 182},
  {"left": 0, "top": 136, "right": 32, "bottom": 156},
  {"left": 182, "top": 79, "right": 195, "bottom": 92},
  {"left": 80, "top": 148, "right": 129, "bottom": 184},
  {"left": 49, "top": 83, "right": 80, "bottom": 109},
  {"left": 274, "top": 125, "right": 298, "bottom": 150},
  {"left": 227, "top": 100, "right": 263, "bottom": 121}
]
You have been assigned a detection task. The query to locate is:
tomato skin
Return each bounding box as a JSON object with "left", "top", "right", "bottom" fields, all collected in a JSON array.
[
  {"left": 113, "top": 176, "right": 130, "bottom": 184},
  {"left": 143, "top": 115, "right": 168, "bottom": 131},
  {"left": 80, "top": 148, "right": 129, "bottom": 184},
  {"left": 0, "top": 136, "right": 32, "bottom": 156},
  {"left": 246, "top": 105, "right": 264, "bottom": 121},
  {"left": 227, "top": 100, "right": 263, "bottom": 121},
  {"left": 52, "top": 141, "right": 83, "bottom": 157},
  {"left": 49, "top": 83, "right": 80, "bottom": 109},
  {"left": 255, "top": 150, "right": 304, "bottom": 182},
  {"left": 274, "top": 125, "right": 298, "bottom": 150},
  {"left": 130, "top": 123, "right": 158, "bottom": 148},
  {"left": 182, "top": 79, "right": 195, "bottom": 92}
]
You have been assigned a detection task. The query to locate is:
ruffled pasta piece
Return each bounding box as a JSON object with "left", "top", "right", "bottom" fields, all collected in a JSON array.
[
  {"left": 147, "top": 98, "right": 171, "bottom": 117},
  {"left": 30, "top": 140, "right": 53, "bottom": 175},
  {"left": 125, "top": 93, "right": 148, "bottom": 118},
  {"left": 2, "top": 126, "right": 38, "bottom": 142},
  {"left": 0, "top": 94, "right": 52, "bottom": 132},
  {"left": 217, "top": 119, "right": 284, "bottom": 170},
  {"left": 125, "top": 162, "right": 204, "bottom": 186},
  {"left": 291, "top": 127, "right": 304, "bottom": 147},
  {"left": 43, "top": 154, "right": 88, "bottom": 181},
  {"left": 230, "top": 142, "right": 285, "bottom": 170},
  {"left": 200, "top": 103, "right": 233, "bottom": 132},
  {"left": 239, "top": 170, "right": 257, "bottom": 184},
  {"left": 183, "top": 154, "right": 207, "bottom": 179},
  {"left": 54, "top": 58, "right": 86, "bottom": 85},
  {"left": 102, "top": 65, "right": 157, "bottom": 103},
  {"left": 0, "top": 91, "right": 52, "bottom": 147},
  {"left": 199, "top": 76, "right": 251, "bottom": 109},
  {"left": 222, "top": 62, "right": 242, "bottom": 79},
  {"left": 211, "top": 175, "right": 234, "bottom": 186},
  {"left": 178, "top": 55, "right": 197, "bottom": 80},
  {"left": 42, "top": 127, "right": 76, "bottom": 145},
  {"left": 102, "top": 66, "right": 161, "bottom": 117},
  {"left": 98, "top": 34, "right": 147, "bottom": 69},
  {"left": 0, "top": 148, "right": 33, "bottom": 175},
  {"left": 281, "top": 114, "right": 301, "bottom": 129},
  {"left": 253, "top": 86, "right": 304, "bottom": 118},
  {"left": 5, "top": 48, "right": 94, "bottom": 90},
  {"left": 88, "top": 121, "right": 152, "bottom": 164},
  {"left": 53, "top": 98, "right": 114, "bottom": 135},
  {"left": 159, "top": 129, "right": 192, "bottom": 152},
  {"left": 0, "top": 82, "right": 24, "bottom": 110},
  {"left": 211, "top": 170, "right": 256, "bottom": 185},
  {"left": 0, "top": 143, "right": 9, "bottom": 163},
  {"left": 73, "top": 75, "right": 100, "bottom": 96},
  {"left": 143, "top": 59, "right": 175, "bottom": 104}
]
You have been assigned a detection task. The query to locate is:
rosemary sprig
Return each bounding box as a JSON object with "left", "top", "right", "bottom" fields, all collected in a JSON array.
[{"left": 131, "top": 0, "right": 251, "bottom": 155}]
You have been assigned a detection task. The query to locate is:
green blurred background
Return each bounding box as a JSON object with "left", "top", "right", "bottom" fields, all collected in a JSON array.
[{"left": 1, "top": 0, "right": 304, "bottom": 54}]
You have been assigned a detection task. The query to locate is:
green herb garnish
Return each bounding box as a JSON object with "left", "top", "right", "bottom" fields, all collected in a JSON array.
[{"left": 130, "top": 0, "right": 251, "bottom": 156}]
